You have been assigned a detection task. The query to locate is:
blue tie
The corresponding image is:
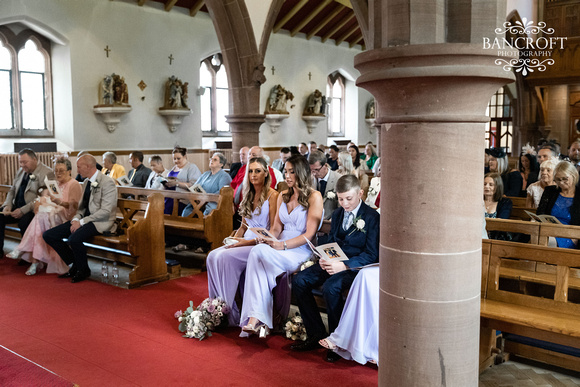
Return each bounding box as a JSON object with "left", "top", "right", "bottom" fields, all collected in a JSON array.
[{"left": 342, "top": 211, "right": 352, "bottom": 231}]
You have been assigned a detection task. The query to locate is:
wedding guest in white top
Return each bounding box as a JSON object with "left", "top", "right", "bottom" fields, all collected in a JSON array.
[
  {"left": 526, "top": 157, "right": 558, "bottom": 208},
  {"left": 145, "top": 155, "right": 169, "bottom": 190}
]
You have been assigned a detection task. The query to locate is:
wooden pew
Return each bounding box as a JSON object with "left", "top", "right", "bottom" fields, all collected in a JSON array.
[
  {"left": 506, "top": 196, "right": 527, "bottom": 208},
  {"left": 117, "top": 186, "right": 234, "bottom": 251},
  {"left": 0, "top": 184, "right": 21, "bottom": 240},
  {"left": 485, "top": 218, "right": 540, "bottom": 244},
  {"left": 85, "top": 193, "right": 169, "bottom": 288},
  {"left": 480, "top": 240, "right": 580, "bottom": 372}
]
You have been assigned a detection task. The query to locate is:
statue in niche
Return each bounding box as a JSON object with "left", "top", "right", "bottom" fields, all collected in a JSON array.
[
  {"left": 162, "top": 76, "right": 189, "bottom": 109},
  {"left": 366, "top": 99, "right": 375, "bottom": 119},
  {"left": 265, "top": 84, "right": 294, "bottom": 114},
  {"left": 99, "top": 75, "right": 114, "bottom": 105},
  {"left": 97, "top": 73, "right": 129, "bottom": 106},
  {"left": 303, "top": 89, "right": 326, "bottom": 116},
  {"left": 112, "top": 74, "right": 129, "bottom": 105}
]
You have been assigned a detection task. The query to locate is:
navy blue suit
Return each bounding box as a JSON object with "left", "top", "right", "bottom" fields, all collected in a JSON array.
[{"left": 292, "top": 201, "right": 380, "bottom": 339}]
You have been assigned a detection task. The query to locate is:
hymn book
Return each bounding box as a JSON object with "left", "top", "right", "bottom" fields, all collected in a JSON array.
[
  {"left": 304, "top": 236, "right": 348, "bottom": 262},
  {"left": 188, "top": 184, "right": 206, "bottom": 194},
  {"left": 116, "top": 175, "right": 133, "bottom": 186},
  {"left": 524, "top": 210, "right": 562, "bottom": 224}
]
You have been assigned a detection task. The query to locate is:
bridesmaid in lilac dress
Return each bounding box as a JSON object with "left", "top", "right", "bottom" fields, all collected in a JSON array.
[
  {"left": 206, "top": 157, "right": 278, "bottom": 326},
  {"left": 320, "top": 266, "right": 379, "bottom": 365},
  {"left": 240, "top": 155, "right": 323, "bottom": 337}
]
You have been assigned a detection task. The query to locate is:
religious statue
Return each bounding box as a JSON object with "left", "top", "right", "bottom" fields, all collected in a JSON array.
[
  {"left": 97, "top": 73, "right": 130, "bottom": 106},
  {"left": 366, "top": 99, "right": 375, "bottom": 119},
  {"left": 162, "top": 76, "right": 189, "bottom": 109},
  {"left": 303, "top": 89, "right": 326, "bottom": 116},
  {"left": 99, "top": 75, "right": 114, "bottom": 105},
  {"left": 265, "top": 84, "right": 294, "bottom": 114}
]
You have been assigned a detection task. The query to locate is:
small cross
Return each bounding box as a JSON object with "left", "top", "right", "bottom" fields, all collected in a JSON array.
[
  {"left": 271, "top": 66, "right": 275, "bottom": 75},
  {"left": 169, "top": 54, "right": 174, "bottom": 65},
  {"left": 104, "top": 45, "right": 111, "bottom": 58},
  {"left": 308, "top": 72, "right": 312, "bottom": 81}
]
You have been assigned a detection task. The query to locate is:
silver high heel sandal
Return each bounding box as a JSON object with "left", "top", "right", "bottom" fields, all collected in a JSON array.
[
  {"left": 7, "top": 249, "right": 20, "bottom": 259},
  {"left": 242, "top": 321, "right": 270, "bottom": 338},
  {"left": 25, "top": 262, "right": 43, "bottom": 276}
]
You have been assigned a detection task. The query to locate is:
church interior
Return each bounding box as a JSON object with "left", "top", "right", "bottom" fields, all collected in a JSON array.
[{"left": 2, "top": 0, "right": 580, "bottom": 385}]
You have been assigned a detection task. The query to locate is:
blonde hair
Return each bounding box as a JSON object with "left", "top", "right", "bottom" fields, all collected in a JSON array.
[
  {"left": 554, "top": 161, "right": 579, "bottom": 186},
  {"left": 337, "top": 151, "right": 355, "bottom": 175},
  {"left": 239, "top": 157, "right": 272, "bottom": 219}
]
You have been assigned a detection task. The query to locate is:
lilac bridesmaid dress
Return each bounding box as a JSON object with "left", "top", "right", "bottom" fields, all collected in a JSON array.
[
  {"left": 240, "top": 202, "right": 311, "bottom": 329},
  {"left": 206, "top": 196, "right": 272, "bottom": 326},
  {"left": 328, "top": 266, "right": 379, "bottom": 365}
]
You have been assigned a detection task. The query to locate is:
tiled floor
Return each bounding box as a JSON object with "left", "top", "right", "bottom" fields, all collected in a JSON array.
[{"left": 480, "top": 360, "right": 580, "bottom": 386}]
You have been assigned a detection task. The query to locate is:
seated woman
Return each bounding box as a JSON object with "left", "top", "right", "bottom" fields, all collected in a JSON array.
[
  {"left": 320, "top": 266, "right": 379, "bottom": 365},
  {"left": 8, "top": 158, "right": 82, "bottom": 275},
  {"left": 240, "top": 155, "right": 323, "bottom": 337},
  {"left": 101, "top": 151, "right": 126, "bottom": 180},
  {"left": 163, "top": 146, "right": 202, "bottom": 215},
  {"left": 526, "top": 158, "right": 557, "bottom": 208},
  {"left": 484, "top": 172, "right": 512, "bottom": 220},
  {"left": 487, "top": 147, "right": 522, "bottom": 197},
  {"left": 537, "top": 161, "right": 580, "bottom": 249},
  {"left": 182, "top": 152, "right": 232, "bottom": 217},
  {"left": 206, "top": 157, "right": 278, "bottom": 326},
  {"left": 341, "top": 149, "right": 370, "bottom": 195},
  {"left": 363, "top": 143, "right": 378, "bottom": 171},
  {"left": 519, "top": 153, "right": 539, "bottom": 196}
]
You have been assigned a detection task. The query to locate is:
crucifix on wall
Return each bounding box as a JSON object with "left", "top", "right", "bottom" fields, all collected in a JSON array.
[
  {"left": 308, "top": 72, "right": 312, "bottom": 81},
  {"left": 104, "top": 45, "right": 111, "bottom": 58},
  {"left": 271, "top": 66, "right": 275, "bottom": 75},
  {"left": 169, "top": 54, "right": 174, "bottom": 65}
]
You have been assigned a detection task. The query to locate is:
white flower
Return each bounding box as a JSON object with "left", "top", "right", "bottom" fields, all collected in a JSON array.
[
  {"left": 356, "top": 219, "right": 365, "bottom": 230},
  {"left": 29, "top": 174, "right": 36, "bottom": 181},
  {"left": 91, "top": 181, "right": 99, "bottom": 188},
  {"left": 212, "top": 299, "right": 219, "bottom": 306},
  {"left": 326, "top": 191, "right": 336, "bottom": 200}
]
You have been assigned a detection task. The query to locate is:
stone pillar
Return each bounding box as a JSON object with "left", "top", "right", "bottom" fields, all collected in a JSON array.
[
  {"left": 226, "top": 113, "right": 264, "bottom": 161},
  {"left": 356, "top": 43, "right": 514, "bottom": 387}
]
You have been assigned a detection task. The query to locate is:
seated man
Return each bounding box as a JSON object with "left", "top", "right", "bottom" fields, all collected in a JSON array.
[
  {"left": 43, "top": 154, "right": 117, "bottom": 283},
  {"left": 309, "top": 150, "right": 340, "bottom": 220},
  {"left": 326, "top": 145, "right": 339, "bottom": 171},
  {"left": 1, "top": 148, "right": 53, "bottom": 257},
  {"left": 291, "top": 175, "right": 380, "bottom": 362},
  {"left": 272, "top": 147, "right": 290, "bottom": 173},
  {"left": 145, "top": 155, "right": 169, "bottom": 189},
  {"left": 127, "top": 151, "right": 152, "bottom": 188}
]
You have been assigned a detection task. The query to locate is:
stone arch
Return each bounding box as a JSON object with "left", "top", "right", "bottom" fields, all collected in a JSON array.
[{"left": 0, "top": 15, "right": 68, "bottom": 45}]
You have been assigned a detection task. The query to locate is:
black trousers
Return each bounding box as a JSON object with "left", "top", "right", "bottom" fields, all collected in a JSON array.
[
  {"left": 0, "top": 211, "right": 35, "bottom": 251},
  {"left": 292, "top": 263, "right": 357, "bottom": 339},
  {"left": 43, "top": 221, "right": 99, "bottom": 275}
]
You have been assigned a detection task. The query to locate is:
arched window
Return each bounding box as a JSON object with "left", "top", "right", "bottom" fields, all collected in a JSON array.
[
  {"left": 0, "top": 27, "right": 53, "bottom": 138},
  {"left": 200, "top": 53, "right": 230, "bottom": 136},
  {"left": 327, "top": 72, "right": 345, "bottom": 137},
  {"left": 486, "top": 87, "right": 513, "bottom": 154}
]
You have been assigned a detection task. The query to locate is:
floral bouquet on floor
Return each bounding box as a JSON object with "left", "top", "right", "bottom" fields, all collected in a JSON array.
[
  {"left": 175, "top": 297, "right": 231, "bottom": 341},
  {"left": 284, "top": 312, "right": 307, "bottom": 341}
]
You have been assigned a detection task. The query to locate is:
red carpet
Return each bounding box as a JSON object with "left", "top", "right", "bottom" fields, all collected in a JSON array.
[{"left": 0, "top": 258, "right": 377, "bottom": 386}]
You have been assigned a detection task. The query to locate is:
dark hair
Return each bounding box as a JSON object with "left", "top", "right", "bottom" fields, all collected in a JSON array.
[
  {"left": 37, "top": 185, "right": 48, "bottom": 195},
  {"left": 300, "top": 142, "right": 307, "bottom": 147},
  {"left": 485, "top": 172, "right": 504, "bottom": 202},
  {"left": 280, "top": 147, "right": 290, "bottom": 154},
  {"left": 283, "top": 155, "right": 313, "bottom": 209},
  {"left": 329, "top": 145, "right": 339, "bottom": 153},
  {"left": 336, "top": 175, "right": 361, "bottom": 194},
  {"left": 131, "top": 151, "right": 144, "bottom": 163},
  {"left": 308, "top": 141, "right": 317, "bottom": 146},
  {"left": 348, "top": 145, "right": 361, "bottom": 169},
  {"left": 308, "top": 150, "right": 327, "bottom": 166},
  {"left": 149, "top": 155, "right": 162, "bottom": 164},
  {"left": 519, "top": 153, "right": 539, "bottom": 174},
  {"left": 172, "top": 146, "right": 187, "bottom": 156},
  {"left": 540, "top": 144, "right": 558, "bottom": 157},
  {"left": 18, "top": 148, "right": 37, "bottom": 159},
  {"left": 289, "top": 146, "right": 300, "bottom": 156}
]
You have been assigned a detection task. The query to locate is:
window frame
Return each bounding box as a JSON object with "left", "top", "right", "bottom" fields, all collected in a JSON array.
[
  {"left": 0, "top": 27, "right": 54, "bottom": 138},
  {"left": 327, "top": 72, "right": 345, "bottom": 137},
  {"left": 200, "top": 53, "right": 230, "bottom": 137},
  {"left": 485, "top": 86, "right": 513, "bottom": 154}
]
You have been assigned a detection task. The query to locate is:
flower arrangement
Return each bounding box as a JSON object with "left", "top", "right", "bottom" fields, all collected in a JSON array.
[
  {"left": 175, "top": 297, "right": 230, "bottom": 341},
  {"left": 348, "top": 216, "right": 366, "bottom": 236},
  {"left": 284, "top": 312, "right": 307, "bottom": 341}
]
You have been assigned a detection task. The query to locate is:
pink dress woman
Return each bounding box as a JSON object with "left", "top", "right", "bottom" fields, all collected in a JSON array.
[{"left": 18, "top": 179, "right": 82, "bottom": 274}]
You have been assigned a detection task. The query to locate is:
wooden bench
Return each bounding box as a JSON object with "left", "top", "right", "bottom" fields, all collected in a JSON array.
[
  {"left": 0, "top": 184, "right": 22, "bottom": 240},
  {"left": 485, "top": 218, "right": 540, "bottom": 244},
  {"left": 506, "top": 196, "right": 527, "bottom": 208},
  {"left": 84, "top": 193, "right": 168, "bottom": 288},
  {"left": 479, "top": 240, "right": 580, "bottom": 372},
  {"left": 117, "top": 186, "right": 234, "bottom": 251}
]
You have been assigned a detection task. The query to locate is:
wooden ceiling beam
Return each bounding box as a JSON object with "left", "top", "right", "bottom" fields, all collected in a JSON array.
[
  {"left": 306, "top": 4, "right": 345, "bottom": 40},
  {"left": 165, "top": 0, "right": 178, "bottom": 12},
  {"left": 290, "top": 0, "right": 332, "bottom": 37},
  {"left": 335, "top": 24, "right": 358, "bottom": 46},
  {"left": 137, "top": 0, "right": 146, "bottom": 6},
  {"left": 190, "top": 0, "right": 204, "bottom": 17},
  {"left": 349, "top": 34, "right": 364, "bottom": 48},
  {"left": 273, "top": 0, "right": 308, "bottom": 33},
  {"left": 321, "top": 14, "right": 354, "bottom": 43},
  {"left": 334, "top": 0, "right": 353, "bottom": 9}
]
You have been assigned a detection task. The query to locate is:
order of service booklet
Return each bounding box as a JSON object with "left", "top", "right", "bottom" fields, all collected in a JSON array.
[
  {"left": 44, "top": 177, "right": 62, "bottom": 199},
  {"left": 524, "top": 210, "right": 562, "bottom": 224},
  {"left": 303, "top": 236, "right": 348, "bottom": 262},
  {"left": 249, "top": 227, "right": 278, "bottom": 241}
]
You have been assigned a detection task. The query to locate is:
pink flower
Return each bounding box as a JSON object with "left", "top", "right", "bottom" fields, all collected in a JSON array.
[
  {"left": 174, "top": 310, "right": 182, "bottom": 319},
  {"left": 207, "top": 304, "right": 216, "bottom": 313},
  {"left": 222, "top": 305, "right": 231, "bottom": 315}
]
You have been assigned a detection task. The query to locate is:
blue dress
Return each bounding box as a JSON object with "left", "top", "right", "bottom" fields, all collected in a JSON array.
[
  {"left": 240, "top": 201, "right": 311, "bottom": 329},
  {"left": 551, "top": 194, "right": 575, "bottom": 248},
  {"left": 182, "top": 169, "right": 232, "bottom": 216}
]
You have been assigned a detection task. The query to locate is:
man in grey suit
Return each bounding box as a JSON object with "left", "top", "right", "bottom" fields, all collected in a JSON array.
[
  {"left": 308, "top": 150, "right": 339, "bottom": 220},
  {"left": 1, "top": 148, "right": 53, "bottom": 256},
  {"left": 43, "top": 154, "right": 117, "bottom": 283}
]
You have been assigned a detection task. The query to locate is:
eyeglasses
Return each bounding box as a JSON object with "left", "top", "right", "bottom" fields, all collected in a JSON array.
[
  {"left": 555, "top": 176, "right": 570, "bottom": 183},
  {"left": 310, "top": 165, "right": 324, "bottom": 173}
]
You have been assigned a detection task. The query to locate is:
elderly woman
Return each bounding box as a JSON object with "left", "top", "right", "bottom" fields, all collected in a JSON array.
[
  {"left": 206, "top": 157, "right": 279, "bottom": 326},
  {"left": 182, "top": 152, "right": 232, "bottom": 217},
  {"left": 7, "top": 158, "right": 82, "bottom": 275},
  {"left": 537, "top": 161, "right": 580, "bottom": 249},
  {"left": 101, "top": 151, "right": 126, "bottom": 180},
  {"left": 240, "top": 155, "right": 323, "bottom": 337},
  {"left": 364, "top": 143, "right": 378, "bottom": 171},
  {"left": 526, "top": 158, "right": 558, "bottom": 208},
  {"left": 487, "top": 147, "right": 522, "bottom": 197},
  {"left": 163, "top": 146, "right": 202, "bottom": 215}
]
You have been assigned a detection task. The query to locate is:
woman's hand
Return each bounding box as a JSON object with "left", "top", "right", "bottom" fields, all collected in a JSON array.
[
  {"left": 262, "top": 239, "right": 284, "bottom": 250},
  {"left": 225, "top": 237, "right": 250, "bottom": 249},
  {"left": 165, "top": 178, "right": 178, "bottom": 188}
]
